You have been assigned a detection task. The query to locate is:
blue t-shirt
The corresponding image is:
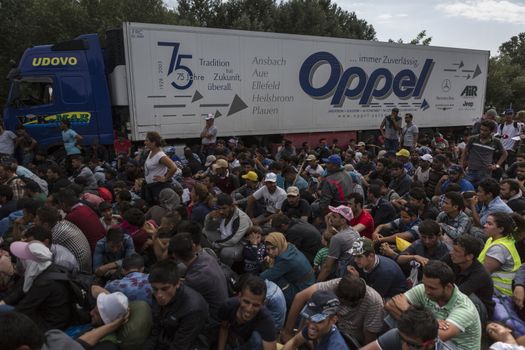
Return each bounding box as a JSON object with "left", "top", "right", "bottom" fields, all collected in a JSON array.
[
  {"left": 302, "top": 325, "right": 349, "bottom": 350},
  {"left": 352, "top": 255, "right": 408, "bottom": 298},
  {"left": 440, "top": 178, "right": 475, "bottom": 194},
  {"left": 62, "top": 129, "right": 81, "bottom": 155}
]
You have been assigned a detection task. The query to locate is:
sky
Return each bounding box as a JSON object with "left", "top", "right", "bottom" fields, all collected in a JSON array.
[
  {"left": 165, "top": 0, "right": 525, "bottom": 56},
  {"left": 341, "top": 0, "right": 524, "bottom": 56}
]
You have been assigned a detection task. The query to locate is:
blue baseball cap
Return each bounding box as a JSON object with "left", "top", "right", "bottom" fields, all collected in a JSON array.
[
  {"left": 322, "top": 154, "right": 342, "bottom": 167},
  {"left": 505, "top": 108, "right": 514, "bottom": 115},
  {"left": 300, "top": 290, "right": 340, "bottom": 323}
]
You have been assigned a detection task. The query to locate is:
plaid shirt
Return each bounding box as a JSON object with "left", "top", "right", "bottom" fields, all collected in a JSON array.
[
  {"left": 4, "top": 176, "right": 24, "bottom": 200},
  {"left": 436, "top": 211, "right": 472, "bottom": 240},
  {"left": 52, "top": 220, "right": 92, "bottom": 273}
]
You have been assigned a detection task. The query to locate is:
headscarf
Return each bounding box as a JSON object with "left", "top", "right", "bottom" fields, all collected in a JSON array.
[
  {"left": 159, "top": 188, "right": 180, "bottom": 211},
  {"left": 265, "top": 232, "right": 288, "bottom": 255},
  {"left": 11, "top": 241, "right": 53, "bottom": 292}
]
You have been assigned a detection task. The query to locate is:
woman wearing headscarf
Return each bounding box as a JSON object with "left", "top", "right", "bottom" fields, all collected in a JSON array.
[
  {"left": 145, "top": 188, "right": 181, "bottom": 225},
  {"left": 260, "top": 232, "right": 315, "bottom": 307},
  {"left": 2, "top": 241, "right": 74, "bottom": 330}
]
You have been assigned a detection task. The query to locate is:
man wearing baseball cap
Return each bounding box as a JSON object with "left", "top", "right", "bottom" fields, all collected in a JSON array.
[
  {"left": 346, "top": 237, "right": 408, "bottom": 299},
  {"left": 317, "top": 155, "right": 354, "bottom": 216},
  {"left": 498, "top": 108, "right": 520, "bottom": 166},
  {"left": 317, "top": 205, "right": 360, "bottom": 282},
  {"left": 246, "top": 172, "right": 287, "bottom": 225},
  {"left": 283, "top": 290, "right": 349, "bottom": 350},
  {"left": 436, "top": 164, "right": 475, "bottom": 195},
  {"left": 414, "top": 154, "right": 432, "bottom": 185},
  {"left": 281, "top": 186, "right": 311, "bottom": 223},
  {"left": 395, "top": 148, "right": 415, "bottom": 177},
  {"left": 212, "top": 158, "right": 240, "bottom": 194},
  {"left": 232, "top": 171, "right": 261, "bottom": 213},
  {"left": 304, "top": 154, "right": 324, "bottom": 178}
]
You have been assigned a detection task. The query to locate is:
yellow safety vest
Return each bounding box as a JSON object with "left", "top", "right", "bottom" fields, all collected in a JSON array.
[{"left": 478, "top": 235, "right": 521, "bottom": 296}]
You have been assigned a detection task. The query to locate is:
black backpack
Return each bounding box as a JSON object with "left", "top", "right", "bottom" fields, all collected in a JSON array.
[
  {"left": 40, "top": 266, "right": 95, "bottom": 309},
  {"left": 499, "top": 121, "right": 519, "bottom": 135},
  {"left": 203, "top": 247, "right": 239, "bottom": 297}
]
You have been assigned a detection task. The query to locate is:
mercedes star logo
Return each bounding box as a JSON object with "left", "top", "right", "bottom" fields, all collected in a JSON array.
[{"left": 442, "top": 79, "right": 451, "bottom": 92}]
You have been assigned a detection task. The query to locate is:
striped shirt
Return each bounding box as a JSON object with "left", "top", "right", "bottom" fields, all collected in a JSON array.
[
  {"left": 465, "top": 136, "right": 503, "bottom": 171},
  {"left": 405, "top": 284, "right": 481, "bottom": 350},
  {"left": 52, "top": 220, "right": 92, "bottom": 273},
  {"left": 317, "top": 279, "right": 384, "bottom": 344}
]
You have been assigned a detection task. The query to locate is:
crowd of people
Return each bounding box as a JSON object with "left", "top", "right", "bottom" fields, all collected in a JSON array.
[{"left": 2, "top": 108, "right": 525, "bottom": 349}]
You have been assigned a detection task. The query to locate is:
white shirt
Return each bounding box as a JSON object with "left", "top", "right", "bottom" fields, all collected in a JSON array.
[
  {"left": 252, "top": 185, "right": 287, "bottom": 213},
  {"left": 0, "top": 130, "right": 17, "bottom": 155},
  {"left": 145, "top": 151, "right": 168, "bottom": 184},
  {"left": 201, "top": 125, "right": 217, "bottom": 145},
  {"left": 306, "top": 164, "right": 324, "bottom": 176},
  {"left": 500, "top": 122, "right": 521, "bottom": 150},
  {"left": 413, "top": 166, "right": 430, "bottom": 184}
]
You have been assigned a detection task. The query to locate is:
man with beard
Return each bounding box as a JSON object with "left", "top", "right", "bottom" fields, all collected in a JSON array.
[
  {"left": 217, "top": 275, "right": 277, "bottom": 350},
  {"left": 205, "top": 194, "right": 252, "bottom": 266},
  {"left": 246, "top": 172, "right": 287, "bottom": 226},
  {"left": 461, "top": 119, "right": 507, "bottom": 185},
  {"left": 213, "top": 158, "right": 240, "bottom": 195},
  {"left": 515, "top": 161, "right": 525, "bottom": 194},
  {"left": 500, "top": 179, "right": 525, "bottom": 214},
  {"left": 385, "top": 261, "right": 481, "bottom": 350}
]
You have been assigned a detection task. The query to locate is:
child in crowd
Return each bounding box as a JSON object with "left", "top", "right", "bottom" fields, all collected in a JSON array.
[
  {"left": 313, "top": 230, "right": 331, "bottom": 275},
  {"left": 242, "top": 226, "right": 266, "bottom": 273}
]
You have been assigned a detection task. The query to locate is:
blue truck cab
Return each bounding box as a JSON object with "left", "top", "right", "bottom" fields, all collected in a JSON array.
[{"left": 3, "top": 34, "right": 115, "bottom": 153}]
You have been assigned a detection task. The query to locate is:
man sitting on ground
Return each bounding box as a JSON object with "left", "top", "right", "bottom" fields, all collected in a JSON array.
[
  {"left": 347, "top": 237, "right": 408, "bottom": 299},
  {"left": 385, "top": 261, "right": 481, "bottom": 350},
  {"left": 282, "top": 275, "right": 384, "bottom": 347},
  {"left": 283, "top": 290, "right": 349, "bottom": 350},
  {"left": 144, "top": 260, "right": 209, "bottom": 350},
  {"left": 217, "top": 275, "right": 277, "bottom": 350}
]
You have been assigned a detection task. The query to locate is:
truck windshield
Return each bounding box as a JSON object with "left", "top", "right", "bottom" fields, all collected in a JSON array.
[{"left": 9, "top": 77, "right": 53, "bottom": 107}]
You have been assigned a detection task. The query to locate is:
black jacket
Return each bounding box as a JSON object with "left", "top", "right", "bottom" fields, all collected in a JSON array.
[
  {"left": 7, "top": 264, "right": 73, "bottom": 331},
  {"left": 144, "top": 284, "right": 209, "bottom": 350},
  {"left": 285, "top": 219, "right": 322, "bottom": 263}
]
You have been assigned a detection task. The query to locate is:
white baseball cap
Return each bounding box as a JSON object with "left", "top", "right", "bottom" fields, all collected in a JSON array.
[
  {"left": 420, "top": 154, "right": 433, "bottom": 163},
  {"left": 97, "top": 292, "right": 129, "bottom": 324},
  {"left": 264, "top": 172, "right": 277, "bottom": 183},
  {"left": 205, "top": 113, "right": 214, "bottom": 120}
]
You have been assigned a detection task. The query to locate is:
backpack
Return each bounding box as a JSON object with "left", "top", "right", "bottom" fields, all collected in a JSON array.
[
  {"left": 499, "top": 121, "right": 519, "bottom": 135},
  {"left": 203, "top": 247, "right": 239, "bottom": 297},
  {"left": 39, "top": 266, "right": 95, "bottom": 309}
]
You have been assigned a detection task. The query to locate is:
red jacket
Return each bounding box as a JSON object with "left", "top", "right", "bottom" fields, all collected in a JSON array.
[{"left": 66, "top": 203, "right": 105, "bottom": 252}]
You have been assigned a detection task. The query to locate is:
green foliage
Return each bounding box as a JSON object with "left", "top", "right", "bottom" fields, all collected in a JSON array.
[
  {"left": 0, "top": 0, "right": 177, "bottom": 106},
  {"left": 0, "top": 0, "right": 377, "bottom": 107},
  {"left": 388, "top": 30, "right": 432, "bottom": 45},
  {"left": 273, "top": 0, "right": 375, "bottom": 39},
  {"left": 499, "top": 33, "right": 525, "bottom": 67},
  {"left": 486, "top": 33, "right": 525, "bottom": 112}
]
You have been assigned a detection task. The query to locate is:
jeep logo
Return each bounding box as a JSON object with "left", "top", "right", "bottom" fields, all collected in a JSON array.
[
  {"left": 463, "top": 101, "right": 474, "bottom": 107},
  {"left": 460, "top": 86, "right": 477, "bottom": 97}
]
